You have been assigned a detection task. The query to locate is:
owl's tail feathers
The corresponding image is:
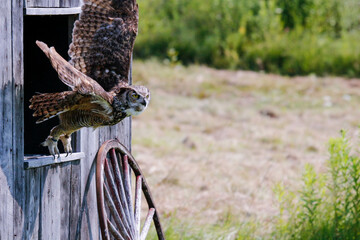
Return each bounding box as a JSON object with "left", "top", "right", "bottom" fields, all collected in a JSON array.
[{"left": 29, "top": 91, "right": 73, "bottom": 123}]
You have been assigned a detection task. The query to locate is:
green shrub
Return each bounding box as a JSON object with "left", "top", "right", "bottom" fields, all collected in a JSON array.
[
  {"left": 135, "top": 0, "right": 360, "bottom": 77},
  {"left": 273, "top": 131, "right": 360, "bottom": 239}
]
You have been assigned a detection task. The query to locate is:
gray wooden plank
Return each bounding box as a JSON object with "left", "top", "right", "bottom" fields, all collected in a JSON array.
[
  {"left": 0, "top": 167, "right": 14, "bottom": 240},
  {"left": 60, "top": 0, "right": 73, "bottom": 7},
  {"left": 49, "top": 0, "right": 60, "bottom": 7},
  {"left": 26, "top": 0, "right": 82, "bottom": 7},
  {"left": 99, "top": 120, "right": 131, "bottom": 149},
  {"left": 23, "top": 169, "right": 41, "bottom": 240},
  {"left": 69, "top": 160, "right": 81, "bottom": 240},
  {"left": 0, "top": 0, "right": 14, "bottom": 238},
  {"left": 60, "top": 0, "right": 71, "bottom": 7},
  {"left": 12, "top": 0, "right": 25, "bottom": 238},
  {"left": 26, "top": 0, "right": 49, "bottom": 8},
  {"left": 78, "top": 127, "right": 100, "bottom": 240},
  {"left": 40, "top": 166, "right": 61, "bottom": 240},
  {"left": 25, "top": 7, "right": 81, "bottom": 15},
  {"left": 60, "top": 162, "right": 72, "bottom": 240},
  {"left": 117, "top": 118, "right": 132, "bottom": 149},
  {"left": 69, "top": 0, "right": 80, "bottom": 8},
  {"left": 99, "top": 126, "right": 111, "bottom": 147},
  {"left": 24, "top": 152, "right": 85, "bottom": 169}
]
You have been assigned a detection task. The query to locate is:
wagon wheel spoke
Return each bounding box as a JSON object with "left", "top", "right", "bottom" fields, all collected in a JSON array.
[
  {"left": 134, "top": 175, "right": 142, "bottom": 239},
  {"left": 104, "top": 158, "right": 134, "bottom": 238},
  {"left": 141, "top": 208, "right": 156, "bottom": 240},
  {"left": 96, "top": 139, "right": 165, "bottom": 240}
]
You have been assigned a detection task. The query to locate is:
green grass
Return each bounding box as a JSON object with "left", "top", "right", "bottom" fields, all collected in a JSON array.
[{"left": 147, "top": 213, "right": 260, "bottom": 240}]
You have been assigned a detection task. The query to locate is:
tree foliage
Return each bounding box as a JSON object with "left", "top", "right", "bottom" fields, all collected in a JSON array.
[{"left": 135, "top": 0, "right": 360, "bottom": 77}]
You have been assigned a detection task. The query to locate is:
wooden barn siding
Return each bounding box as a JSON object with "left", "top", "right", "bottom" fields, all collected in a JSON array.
[
  {"left": 0, "top": 0, "right": 15, "bottom": 238},
  {"left": 22, "top": 123, "right": 130, "bottom": 240},
  {"left": 1, "top": 0, "right": 131, "bottom": 238},
  {"left": 77, "top": 120, "right": 131, "bottom": 239},
  {"left": 13, "top": 0, "right": 25, "bottom": 238},
  {"left": 25, "top": 0, "right": 81, "bottom": 8},
  {"left": 23, "top": 161, "right": 81, "bottom": 240},
  {"left": 0, "top": 0, "right": 24, "bottom": 239}
]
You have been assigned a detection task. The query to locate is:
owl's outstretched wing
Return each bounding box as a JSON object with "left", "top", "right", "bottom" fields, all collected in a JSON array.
[
  {"left": 36, "top": 41, "right": 113, "bottom": 104},
  {"left": 68, "top": 0, "right": 138, "bottom": 91}
]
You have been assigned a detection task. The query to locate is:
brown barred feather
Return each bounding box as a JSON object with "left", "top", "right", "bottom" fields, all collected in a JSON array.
[
  {"left": 29, "top": 91, "right": 76, "bottom": 123},
  {"left": 68, "top": 0, "right": 138, "bottom": 91},
  {"left": 36, "top": 41, "right": 113, "bottom": 104}
]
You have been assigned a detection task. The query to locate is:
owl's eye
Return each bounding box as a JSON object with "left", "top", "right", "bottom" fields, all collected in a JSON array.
[{"left": 130, "top": 92, "right": 139, "bottom": 100}]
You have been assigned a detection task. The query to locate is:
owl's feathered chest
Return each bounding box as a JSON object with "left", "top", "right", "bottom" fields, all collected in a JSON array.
[
  {"left": 59, "top": 107, "right": 127, "bottom": 129},
  {"left": 58, "top": 94, "right": 128, "bottom": 128}
]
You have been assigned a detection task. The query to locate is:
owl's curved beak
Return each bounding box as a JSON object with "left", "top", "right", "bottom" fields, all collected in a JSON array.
[{"left": 141, "top": 99, "right": 147, "bottom": 106}]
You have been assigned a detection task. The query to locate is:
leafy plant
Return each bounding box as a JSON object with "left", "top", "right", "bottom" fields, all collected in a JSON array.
[{"left": 273, "top": 131, "right": 360, "bottom": 239}]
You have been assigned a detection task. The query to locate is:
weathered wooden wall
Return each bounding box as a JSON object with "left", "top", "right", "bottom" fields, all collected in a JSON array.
[
  {"left": 0, "top": 0, "right": 24, "bottom": 239},
  {"left": 77, "top": 121, "right": 131, "bottom": 239},
  {"left": 23, "top": 160, "right": 81, "bottom": 239},
  {"left": 21, "top": 121, "right": 131, "bottom": 240},
  {"left": 25, "top": 0, "right": 81, "bottom": 8},
  {"left": 1, "top": 1, "right": 132, "bottom": 239}
]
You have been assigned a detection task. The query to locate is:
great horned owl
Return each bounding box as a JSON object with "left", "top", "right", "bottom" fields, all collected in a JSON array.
[{"left": 29, "top": 0, "right": 149, "bottom": 157}]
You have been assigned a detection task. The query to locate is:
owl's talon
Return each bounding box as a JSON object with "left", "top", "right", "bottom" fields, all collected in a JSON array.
[
  {"left": 42, "top": 136, "right": 60, "bottom": 158},
  {"left": 60, "top": 135, "right": 72, "bottom": 157}
]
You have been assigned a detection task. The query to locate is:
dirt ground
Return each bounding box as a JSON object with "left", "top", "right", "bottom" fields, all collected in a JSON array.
[{"left": 131, "top": 60, "right": 360, "bottom": 226}]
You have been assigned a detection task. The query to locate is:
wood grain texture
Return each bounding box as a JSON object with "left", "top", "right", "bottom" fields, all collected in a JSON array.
[
  {"left": 49, "top": 0, "right": 60, "bottom": 8},
  {"left": 24, "top": 152, "right": 85, "bottom": 169},
  {"left": 0, "top": 0, "right": 24, "bottom": 238},
  {"left": 23, "top": 161, "right": 82, "bottom": 239},
  {"left": 0, "top": 1, "right": 132, "bottom": 238},
  {"left": 23, "top": 169, "right": 41, "bottom": 240},
  {"left": 0, "top": 169, "right": 14, "bottom": 240},
  {"left": 70, "top": 160, "right": 81, "bottom": 240},
  {"left": 12, "top": 0, "right": 25, "bottom": 238},
  {"left": 60, "top": 0, "right": 80, "bottom": 7},
  {"left": 26, "top": 0, "right": 81, "bottom": 8},
  {"left": 60, "top": 162, "right": 71, "bottom": 240},
  {"left": 26, "top": 0, "right": 49, "bottom": 8},
  {"left": 25, "top": 7, "right": 81, "bottom": 15},
  {"left": 40, "top": 166, "right": 61, "bottom": 240},
  {"left": 0, "top": 0, "right": 14, "bottom": 239},
  {"left": 77, "top": 127, "right": 100, "bottom": 240}
]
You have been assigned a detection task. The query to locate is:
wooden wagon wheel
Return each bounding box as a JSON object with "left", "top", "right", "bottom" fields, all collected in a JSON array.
[{"left": 96, "top": 139, "right": 165, "bottom": 240}]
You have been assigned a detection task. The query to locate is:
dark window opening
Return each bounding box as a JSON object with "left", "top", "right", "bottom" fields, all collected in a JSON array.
[{"left": 24, "top": 15, "right": 77, "bottom": 155}]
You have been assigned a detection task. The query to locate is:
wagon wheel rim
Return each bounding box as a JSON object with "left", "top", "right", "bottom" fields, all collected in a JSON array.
[{"left": 96, "top": 139, "right": 165, "bottom": 240}]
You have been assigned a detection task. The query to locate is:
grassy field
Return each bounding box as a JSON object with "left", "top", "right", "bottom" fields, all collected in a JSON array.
[{"left": 131, "top": 60, "right": 360, "bottom": 238}]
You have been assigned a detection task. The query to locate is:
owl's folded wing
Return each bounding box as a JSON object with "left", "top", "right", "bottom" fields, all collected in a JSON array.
[{"left": 36, "top": 41, "right": 113, "bottom": 104}]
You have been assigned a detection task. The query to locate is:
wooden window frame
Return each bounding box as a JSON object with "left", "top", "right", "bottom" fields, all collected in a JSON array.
[{"left": 23, "top": 10, "right": 83, "bottom": 168}]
